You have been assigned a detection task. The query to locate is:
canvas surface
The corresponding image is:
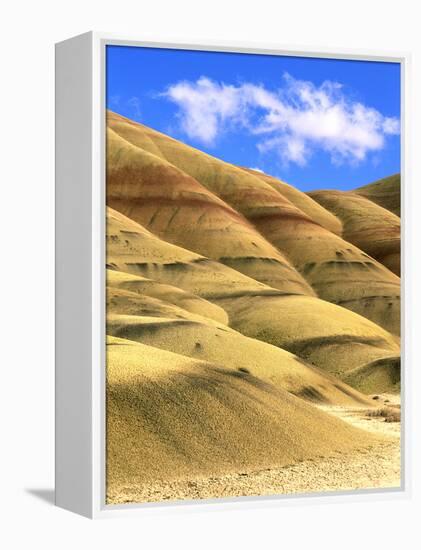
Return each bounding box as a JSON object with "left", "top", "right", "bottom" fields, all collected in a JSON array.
[{"left": 105, "top": 45, "right": 401, "bottom": 505}]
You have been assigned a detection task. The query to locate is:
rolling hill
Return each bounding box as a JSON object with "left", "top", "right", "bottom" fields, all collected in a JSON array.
[
  {"left": 107, "top": 336, "right": 378, "bottom": 496},
  {"left": 354, "top": 174, "right": 401, "bottom": 217},
  {"left": 309, "top": 189, "right": 401, "bottom": 276},
  {"left": 107, "top": 269, "right": 229, "bottom": 325},
  {"left": 105, "top": 111, "right": 401, "bottom": 504},
  {"left": 107, "top": 206, "right": 400, "bottom": 390},
  {"left": 107, "top": 127, "right": 313, "bottom": 296},
  {"left": 107, "top": 111, "right": 400, "bottom": 337},
  {"left": 106, "top": 311, "right": 372, "bottom": 406},
  {"left": 242, "top": 167, "right": 343, "bottom": 235}
]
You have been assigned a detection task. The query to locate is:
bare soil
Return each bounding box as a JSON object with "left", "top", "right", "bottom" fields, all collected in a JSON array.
[{"left": 107, "top": 396, "right": 401, "bottom": 505}]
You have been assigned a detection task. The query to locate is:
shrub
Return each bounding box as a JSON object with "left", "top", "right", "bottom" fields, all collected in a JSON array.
[{"left": 366, "top": 407, "right": 400, "bottom": 423}]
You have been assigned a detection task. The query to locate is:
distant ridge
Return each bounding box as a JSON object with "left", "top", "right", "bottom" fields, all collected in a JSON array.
[
  {"left": 107, "top": 111, "right": 400, "bottom": 337},
  {"left": 355, "top": 174, "right": 401, "bottom": 217},
  {"left": 107, "top": 206, "right": 399, "bottom": 389},
  {"left": 309, "top": 189, "right": 400, "bottom": 276},
  {"left": 107, "top": 126, "right": 313, "bottom": 296}
]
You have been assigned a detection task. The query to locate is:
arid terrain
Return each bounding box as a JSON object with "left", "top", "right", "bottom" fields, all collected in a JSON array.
[{"left": 105, "top": 111, "right": 401, "bottom": 505}]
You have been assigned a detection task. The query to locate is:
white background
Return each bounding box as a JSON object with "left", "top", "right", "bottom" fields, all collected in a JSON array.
[{"left": 1, "top": 0, "right": 420, "bottom": 547}]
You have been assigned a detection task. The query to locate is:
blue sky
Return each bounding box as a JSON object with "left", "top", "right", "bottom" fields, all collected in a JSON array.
[{"left": 106, "top": 45, "right": 400, "bottom": 191}]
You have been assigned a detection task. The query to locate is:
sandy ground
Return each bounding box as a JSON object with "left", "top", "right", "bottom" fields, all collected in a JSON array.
[{"left": 107, "top": 395, "right": 401, "bottom": 505}]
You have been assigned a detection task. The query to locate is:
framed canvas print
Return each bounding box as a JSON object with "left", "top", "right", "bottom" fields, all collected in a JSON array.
[{"left": 55, "top": 32, "right": 410, "bottom": 518}]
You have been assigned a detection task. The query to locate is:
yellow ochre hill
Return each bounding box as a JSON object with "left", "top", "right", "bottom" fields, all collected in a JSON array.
[
  {"left": 354, "top": 174, "right": 401, "bottom": 217},
  {"left": 106, "top": 336, "right": 379, "bottom": 501},
  {"left": 107, "top": 206, "right": 400, "bottom": 393},
  {"left": 107, "top": 111, "right": 400, "bottom": 338},
  {"left": 308, "top": 189, "right": 400, "bottom": 276},
  {"left": 105, "top": 111, "right": 401, "bottom": 505},
  {"left": 107, "top": 126, "right": 313, "bottom": 296}
]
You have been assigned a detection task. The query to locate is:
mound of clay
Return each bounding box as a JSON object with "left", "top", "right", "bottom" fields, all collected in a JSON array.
[
  {"left": 107, "top": 207, "right": 400, "bottom": 387},
  {"left": 343, "top": 356, "right": 401, "bottom": 394},
  {"left": 107, "top": 337, "right": 378, "bottom": 496},
  {"left": 309, "top": 189, "right": 400, "bottom": 276},
  {"left": 106, "top": 314, "right": 371, "bottom": 406},
  {"left": 355, "top": 174, "right": 400, "bottom": 217},
  {"left": 107, "top": 111, "right": 400, "bottom": 336}
]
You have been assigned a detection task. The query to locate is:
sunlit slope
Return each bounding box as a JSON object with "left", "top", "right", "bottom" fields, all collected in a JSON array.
[
  {"left": 342, "top": 356, "right": 401, "bottom": 394},
  {"left": 216, "top": 293, "right": 399, "bottom": 381},
  {"left": 242, "top": 167, "right": 343, "bottom": 235},
  {"left": 107, "top": 287, "right": 230, "bottom": 328},
  {"left": 107, "top": 336, "right": 378, "bottom": 493},
  {"left": 309, "top": 190, "right": 401, "bottom": 276},
  {"left": 240, "top": 193, "right": 400, "bottom": 336},
  {"left": 107, "top": 208, "right": 400, "bottom": 388},
  {"left": 107, "top": 111, "right": 400, "bottom": 336},
  {"left": 107, "top": 112, "right": 340, "bottom": 233},
  {"left": 355, "top": 174, "right": 401, "bottom": 217},
  {"left": 107, "top": 127, "right": 313, "bottom": 295},
  {"left": 107, "top": 206, "right": 275, "bottom": 299},
  {"left": 107, "top": 269, "right": 228, "bottom": 325},
  {"left": 106, "top": 314, "right": 371, "bottom": 406}
]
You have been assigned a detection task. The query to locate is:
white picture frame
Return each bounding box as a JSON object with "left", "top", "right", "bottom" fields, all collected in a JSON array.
[{"left": 55, "top": 31, "right": 411, "bottom": 519}]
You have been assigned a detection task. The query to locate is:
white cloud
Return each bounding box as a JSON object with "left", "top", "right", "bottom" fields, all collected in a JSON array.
[
  {"left": 162, "top": 77, "right": 244, "bottom": 145},
  {"left": 163, "top": 73, "right": 399, "bottom": 166}
]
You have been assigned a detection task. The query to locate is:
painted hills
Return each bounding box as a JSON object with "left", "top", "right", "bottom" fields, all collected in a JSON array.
[
  {"left": 105, "top": 111, "right": 401, "bottom": 504},
  {"left": 354, "top": 174, "right": 401, "bottom": 217}
]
